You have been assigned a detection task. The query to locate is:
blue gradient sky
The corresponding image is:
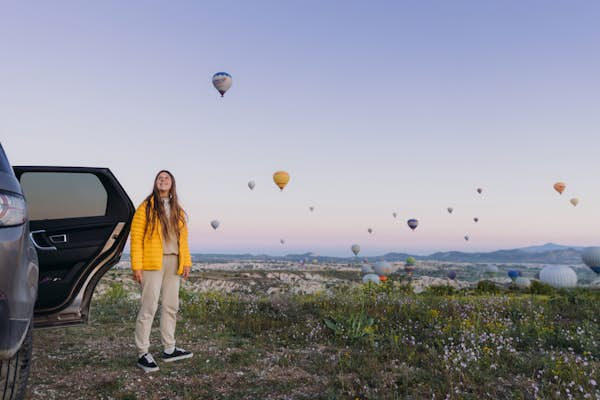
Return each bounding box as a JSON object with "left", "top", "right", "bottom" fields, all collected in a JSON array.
[{"left": 2, "top": 1, "right": 600, "bottom": 256}]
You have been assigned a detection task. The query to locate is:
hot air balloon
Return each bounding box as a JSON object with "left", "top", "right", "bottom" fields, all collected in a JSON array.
[
  {"left": 379, "top": 275, "right": 388, "bottom": 282},
  {"left": 392, "top": 212, "right": 397, "bottom": 218},
  {"left": 447, "top": 207, "right": 453, "bottom": 214},
  {"left": 362, "top": 274, "right": 381, "bottom": 284},
  {"left": 581, "top": 247, "right": 600, "bottom": 274},
  {"left": 273, "top": 171, "right": 290, "bottom": 191},
  {"left": 309, "top": 206, "right": 315, "bottom": 212},
  {"left": 351, "top": 244, "right": 360, "bottom": 256},
  {"left": 248, "top": 181, "right": 255, "bottom": 190},
  {"left": 508, "top": 270, "right": 521, "bottom": 282},
  {"left": 407, "top": 219, "right": 419, "bottom": 231},
  {"left": 280, "top": 239, "right": 285, "bottom": 245},
  {"left": 473, "top": 217, "right": 479, "bottom": 223},
  {"left": 477, "top": 188, "right": 483, "bottom": 194},
  {"left": 515, "top": 277, "right": 531, "bottom": 288},
  {"left": 212, "top": 72, "right": 232, "bottom": 97},
  {"left": 464, "top": 235, "right": 470, "bottom": 241},
  {"left": 540, "top": 265, "right": 577, "bottom": 288},
  {"left": 570, "top": 198, "right": 579, "bottom": 207},
  {"left": 374, "top": 261, "right": 393, "bottom": 276},
  {"left": 367, "top": 228, "right": 373, "bottom": 234},
  {"left": 210, "top": 220, "right": 220, "bottom": 230},
  {"left": 484, "top": 265, "right": 499, "bottom": 276},
  {"left": 553, "top": 182, "right": 566, "bottom": 195},
  {"left": 447, "top": 271, "right": 457, "bottom": 280}
]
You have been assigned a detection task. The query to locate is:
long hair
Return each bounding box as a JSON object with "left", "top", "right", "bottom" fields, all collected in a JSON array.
[{"left": 143, "top": 170, "right": 187, "bottom": 241}]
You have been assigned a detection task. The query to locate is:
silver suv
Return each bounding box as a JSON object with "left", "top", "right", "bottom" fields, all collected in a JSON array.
[{"left": 0, "top": 143, "right": 134, "bottom": 399}]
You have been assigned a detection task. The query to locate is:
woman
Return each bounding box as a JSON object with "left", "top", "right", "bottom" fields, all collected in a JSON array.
[{"left": 130, "top": 170, "right": 193, "bottom": 372}]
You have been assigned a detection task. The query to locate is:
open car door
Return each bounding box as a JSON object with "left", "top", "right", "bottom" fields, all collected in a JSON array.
[{"left": 13, "top": 167, "right": 134, "bottom": 327}]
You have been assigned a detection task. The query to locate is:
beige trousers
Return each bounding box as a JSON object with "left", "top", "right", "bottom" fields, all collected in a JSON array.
[{"left": 134, "top": 255, "right": 180, "bottom": 356}]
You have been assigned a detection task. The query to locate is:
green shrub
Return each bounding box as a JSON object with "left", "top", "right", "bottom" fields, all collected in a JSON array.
[{"left": 475, "top": 280, "right": 502, "bottom": 294}]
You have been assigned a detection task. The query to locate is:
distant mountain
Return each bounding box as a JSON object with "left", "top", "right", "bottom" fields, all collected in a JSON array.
[
  {"left": 517, "top": 242, "right": 584, "bottom": 253},
  {"left": 122, "top": 243, "right": 584, "bottom": 264},
  {"left": 422, "top": 248, "right": 582, "bottom": 264}
]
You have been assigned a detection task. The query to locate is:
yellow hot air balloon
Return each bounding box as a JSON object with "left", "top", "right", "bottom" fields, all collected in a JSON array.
[
  {"left": 554, "top": 182, "right": 566, "bottom": 194},
  {"left": 273, "top": 171, "right": 290, "bottom": 191},
  {"left": 570, "top": 198, "right": 579, "bottom": 207}
]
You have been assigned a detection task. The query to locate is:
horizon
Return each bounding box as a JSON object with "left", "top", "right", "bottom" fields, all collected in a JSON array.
[
  {"left": 2, "top": 2, "right": 600, "bottom": 255},
  {"left": 121, "top": 241, "right": 586, "bottom": 258}
]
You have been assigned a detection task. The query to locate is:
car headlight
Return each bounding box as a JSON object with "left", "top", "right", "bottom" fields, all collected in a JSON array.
[{"left": 0, "top": 192, "right": 27, "bottom": 227}]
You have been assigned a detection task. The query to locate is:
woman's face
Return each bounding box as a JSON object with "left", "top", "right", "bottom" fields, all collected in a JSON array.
[{"left": 156, "top": 172, "right": 173, "bottom": 193}]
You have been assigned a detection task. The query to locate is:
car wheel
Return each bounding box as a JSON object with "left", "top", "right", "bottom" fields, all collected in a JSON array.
[{"left": 0, "top": 323, "right": 33, "bottom": 400}]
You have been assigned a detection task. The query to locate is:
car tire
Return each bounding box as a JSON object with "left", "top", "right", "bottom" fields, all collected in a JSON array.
[{"left": 0, "top": 323, "right": 33, "bottom": 400}]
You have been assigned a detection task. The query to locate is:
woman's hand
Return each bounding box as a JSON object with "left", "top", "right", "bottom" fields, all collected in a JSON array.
[
  {"left": 133, "top": 269, "right": 143, "bottom": 284},
  {"left": 182, "top": 267, "right": 191, "bottom": 280}
]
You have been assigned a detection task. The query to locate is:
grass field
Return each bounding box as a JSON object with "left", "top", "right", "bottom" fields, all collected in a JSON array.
[{"left": 26, "top": 271, "right": 600, "bottom": 399}]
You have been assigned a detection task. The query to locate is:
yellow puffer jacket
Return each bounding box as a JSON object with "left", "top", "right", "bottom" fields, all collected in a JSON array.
[{"left": 130, "top": 199, "right": 192, "bottom": 275}]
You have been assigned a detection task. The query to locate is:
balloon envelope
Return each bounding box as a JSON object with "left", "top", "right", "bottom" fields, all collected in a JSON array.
[
  {"left": 351, "top": 244, "right": 360, "bottom": 256},
  {"left": 273, "top": 171, "right": 290, "bottom": 191},
  {"left": 212, "top": 72, "right": 232, "bottom": 96},
  {"left": 477, "top": 188, "right": 483, "bottom": 194},
  {"left": 280, "top": 239, "right": 285, "bottom": 244},
  {"left": 473, "top": 217, "right": 479, "bottom": 223},
  {"left": 392, "top": 212, "right": 397, "bottom": 218},
  {"left": 540, "top": 265, "right": 577, "bottom": 288},
  {"left": 464, "top": 235, "right": 470, "bottom": 241},
  {"left": 581, "top": 247, "right": 600, "bottom": 274},
  {"left": 447, "top": 271, "right": 457, "bottom": 280},
  {"left": 248, "top": 181, "right": 255, "bottom": 190},
  {"left": 484, "top": 265, "right": 499, "bottom": 275},
  {"left": 553, "top": 182, "right": 566, "bottom": 194},
  {"left": 407, "top": 219, "right": 419, "bottom": 230},
  {"left": 367, "top": 228, "right": 372, "bottom": 234},
  {"left": 362, "top": 274, "right": 381, "bottom": 284},
  {"left": 570, "top": 198, "right": 579, "bottom": 207},
  {"left": 508, "top": 270, "right": 521, "bottom": 281},
  {"left": 210, "top": 220, "right": 220, "bottom": 230},
  {"left": 374, "top": 261, "right": 393, "bottom": 276},
  {"left": 515, "top": 277, "right": 531, "bottom": 288},
  {"left": 309, "top": 206, "right": 314, "bottom": 212},
  {"left": 447, "top": 207, "right": 453, "bottom": 214}
]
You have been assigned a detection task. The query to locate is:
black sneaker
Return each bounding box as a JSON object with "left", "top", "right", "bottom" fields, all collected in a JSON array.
[
  {"left": 162, "top": 347, "right": 193, "bottom": 362},
  {"left": 137, "top": 353, "right": 159, "bottom": 373}
]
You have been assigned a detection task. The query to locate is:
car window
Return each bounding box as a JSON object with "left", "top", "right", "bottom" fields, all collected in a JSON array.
[
  {"left": 0, "top": 144, "right": 12, "bottom": 173},
  {"left": 20, "top": 172, "right": 108, "bottom": 220}
]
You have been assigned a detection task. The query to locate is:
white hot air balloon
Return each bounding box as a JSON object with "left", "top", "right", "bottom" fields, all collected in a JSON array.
[
  {"left": 374, "top": 261, "right": 394, "bottom": 276},
  {"left": 515, "top": 277, "right": 531, "bottom": 288},
  {"left": 539, "top": 265, "right": 577, "bottom": 288},
  {"left": 362, "top": 274, "right": 381, "bottom": 284},
  {"left": 212, "top": 72, "right": 232, "bottom": 97},
  {"left": 210, "top": 220, "right": 220, "bottom": 230},
  {"left": 484, "top": 265, "right": 499, "bottom": 276},
  {"left": 351, "top": 244, "right": 360, "bottom": 256},
  {"left": 248, "top": 181, "right": 255, "bottom": 190},
  {"left": 570, "top": 198, "right": 579, "bottom": 207}
]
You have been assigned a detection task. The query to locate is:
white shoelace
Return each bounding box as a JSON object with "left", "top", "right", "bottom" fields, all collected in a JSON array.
[{"left": 144, "top": 353, "right": 156, "bottom": 364}]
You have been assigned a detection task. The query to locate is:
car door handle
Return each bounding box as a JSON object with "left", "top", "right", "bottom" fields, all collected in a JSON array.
[
  {"left": 49, "top": 234, "right": 67, "bottom": 244},
  {"left": 30, "top": 230, "right": 57, "bottom": 251}
]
